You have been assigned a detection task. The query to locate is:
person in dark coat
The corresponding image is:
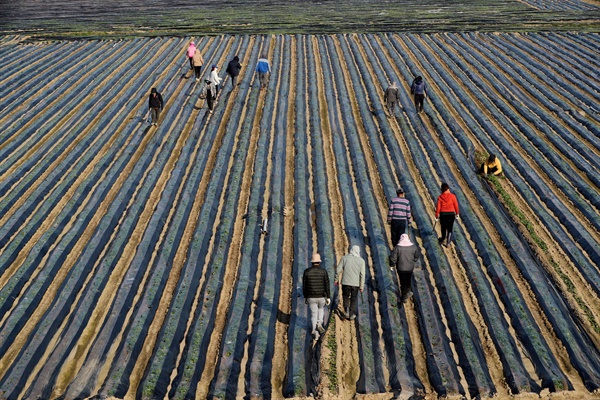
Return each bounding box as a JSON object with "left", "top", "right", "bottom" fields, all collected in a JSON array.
[
  {"left": 410, "top": 75, "right": 427, "bottom": 113},
  {"left": 303, "top": 253, "right": 331, "bottom": 341},
  {"left": 390, "top": 234, "right": 419, "bottom": 303},
  {"left": 148, "top": 87, "right": 163, "bottom": 126},
  {"left": 226, "top": 55, "right": 242, "bottom": 88},
  {"left": 202, "top": 79, "right": 215, "bottom": 113}
]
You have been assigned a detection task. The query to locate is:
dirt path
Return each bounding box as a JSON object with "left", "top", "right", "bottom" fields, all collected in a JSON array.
[{"left": 310, "top": 35, "right": 359, "bottom": 398}]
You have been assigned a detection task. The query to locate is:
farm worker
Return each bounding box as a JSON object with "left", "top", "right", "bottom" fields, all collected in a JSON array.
[
  {"left": 210, "top": 65, "right": 222, "bottom": 98},
  {"left": 303, "top": 253, "right": 331, "bottom": 341},
  {"left": 390, "top": 234, "right": 419, "bottom": 303},
  {"left": 387, "top": 187, "right": 411, "bottom": 247},
  {"left": 186, "top": 41, "right": 196, "bottom": 70},
  {"left": 335, "top": 245, "right": 365, "bottom": 321},
  {"left": 148, "top": 88, "right": 163, "bottom": 126},
  {"left": 384, "top": 82, "right": 400, "bottom": 114},
  {"left": 226, "top": 55, "right": 242, "bottom": 88},
  {"left": 479, "top": 154, "right": 503, "bottom": 176},
  {"left": 410, "top": 75, "right": 427, "bottom": 113},
  {"left": 192, "top": 47, "right": 204, "bottom": 81},
  {"left": 256, "top": 53, "right": 271, "bottom": 89},
  {"left": 202, "top": 79, "right": 215, "bottom": 114},
  {"left": 435, "top": 182, "right": 460, "bottom": 247}
]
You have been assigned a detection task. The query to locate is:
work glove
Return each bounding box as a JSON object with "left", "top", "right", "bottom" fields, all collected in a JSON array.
[
  {"left": 435, "top": 218, "right": 439, "bottom": 222},
  {"left": 325, "top": 298, "right": 331, "bottom": 306},
  {"left": 456, "top": 215, "right": 460, "bottom": 221}
]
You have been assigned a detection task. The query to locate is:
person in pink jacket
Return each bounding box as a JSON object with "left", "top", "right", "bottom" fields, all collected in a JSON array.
[{"left": 186, "top": 41, "right": 196, "bottom": 71}]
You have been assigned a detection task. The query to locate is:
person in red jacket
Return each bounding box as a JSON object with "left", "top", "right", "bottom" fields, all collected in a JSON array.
[{"left": 435, "top": 182, "right": 459, "bottom": 247}]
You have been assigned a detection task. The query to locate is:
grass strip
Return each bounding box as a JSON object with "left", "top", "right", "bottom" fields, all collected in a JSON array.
[{"left": 325, "top": 318, "right": 338, "bottom": 393}]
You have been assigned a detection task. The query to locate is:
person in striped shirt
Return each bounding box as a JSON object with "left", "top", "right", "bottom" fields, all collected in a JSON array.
[{"left": 387, "top": 188, "right": 412, "bottom": 247}]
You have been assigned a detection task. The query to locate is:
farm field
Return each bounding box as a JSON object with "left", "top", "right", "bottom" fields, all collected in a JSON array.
[
  {"left": 0, "top": 31, "right": 599, "bottom": 400},
  {"left": 0, "top": 0, "right": 600, "bottom": 38}
]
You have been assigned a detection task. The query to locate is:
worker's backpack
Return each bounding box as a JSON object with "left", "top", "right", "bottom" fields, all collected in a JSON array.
[{"left": 199, "top": 86, "right": 207, "bottom": 99}]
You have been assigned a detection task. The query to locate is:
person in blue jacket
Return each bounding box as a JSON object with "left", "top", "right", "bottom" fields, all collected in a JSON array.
[{"left": 256, "top": 54, "right": 271, "bottom": 89}]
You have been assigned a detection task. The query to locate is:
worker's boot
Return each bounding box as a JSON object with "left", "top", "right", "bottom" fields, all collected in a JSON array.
[{"left": 317, "top": 323, "right": 325, "bottom": 334}]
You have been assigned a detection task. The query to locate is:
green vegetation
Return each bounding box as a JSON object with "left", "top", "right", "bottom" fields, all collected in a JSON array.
[
  {"left": 1, "top": 0, "right": 599, "bottom": 40},
  {"left": 487, "top": 174, "right": 600, "bottom": 334},
  {"left": 325, "top": 318, "right": 338, "bottom": 393}
]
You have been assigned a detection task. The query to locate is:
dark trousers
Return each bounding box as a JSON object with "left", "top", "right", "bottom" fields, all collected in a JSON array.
[
  {"left": 342, "top": 285, "right": 359, "bottom": 316},
  {"left": 206, "top": 90, "right": 214, "bottom": 111},
  {"left": 189, "top": 57, "right": 194, "bottom": 70},
  {"left": 414, "top": 94, "right": 425, "bottom": 112},
  {"left": 194, "top": 65, "right": 202, "bottom": 79},
  {"left": 386, "top": 100, "right": 397, "bottom": 113},
  {"left": 390, "top": 219, "right": 407, "bottom": 247},
  {"left": 398, "top": 271, "right": 413, "bottom": 297},
  {"left": 440, "top": 212, "right": 455, "bottom": 242},
  {"left": 478, "top": 164, "right": 499, "bottom": 175},
  {"left": 230, "top": 74, "right": 238, "bottom": 87}
]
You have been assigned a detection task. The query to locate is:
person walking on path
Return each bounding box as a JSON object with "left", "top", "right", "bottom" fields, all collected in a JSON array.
[
  {"left": 202, "top": 79, "right": 215, "bottom": 113},
  {"left": 390, "top": 234, "right": 419, "bottom": 303},
  {"left": 256, "top": 54, "right": 271, "bottom": 89},
  {"left": 384, "top": 81, "right": 400, "bottom": 114},
  {"left": 303, "top": 253, "right": 331, "bottom": 341},
  {"left": 410, "top": 75, "right": 427, "bottom": 113},
  {"left": 210, "top": 65, "right": 222, "bottom": 98},
  {"left": 192, "top": 47, "right": 204, "bottom": 81},
  {"left": 335, "top": 245, "right": 365, "bottom": 321},
  {"left": 435, "top": 182, "right": 460, "bottom": 247},
  {"left": 226, "top": 55, "right": 242, "bottom": 88},
  {"left": 387, "top": 188, "right": 412, "bottom": 247},
  {"left": 478, "top": 154, "right": 503, "bottom": 177},
  {"left": 186, "top": 41, "right": 197, "bottom": 71},
  {"left": 148, "top": 87, "right": 163, "bottom": 126}
]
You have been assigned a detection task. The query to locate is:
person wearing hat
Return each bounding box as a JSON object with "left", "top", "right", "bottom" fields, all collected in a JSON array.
[
  {"left": 186, "top": 41, "right": 197, "bottom": 70},
  {"left": 387, "top": 188, "right": 411, "bottom": 247},
  {"left": 148, "top": 87, "right": 163, "bottom": 126},
  {"left": 390, "top": 233, "right": 419, "bottom": 303},
  {"left": 210, "top": 65, "right": 222, "bottom": 98},
  {"left": 435, "top": 182, "right": 460, "bottom": 247},
  {"left": 303, "top": 253, "right": 331, "bottom": 341},
  {"left": 384, "top": 81, "right": 400, "bottom": 114},
  {"left": 335, "top": 245, "right": 365, "bottom": 320},
  {"left": 410, "top": 75, "right": 427, "bottom": 113},
  {"left": 192, "top": 47, "right": 204, "bottom": 81},
  {"left": 225, "top": 55, "right": 242, "bottom": 88},
  {"left": 478, "top": 154, "right": 503, "bottom": 177}
]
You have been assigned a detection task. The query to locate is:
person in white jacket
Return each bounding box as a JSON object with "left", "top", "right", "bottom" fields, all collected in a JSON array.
[{"left": 210, "top": 65, "right": 222, "bottom": 98}]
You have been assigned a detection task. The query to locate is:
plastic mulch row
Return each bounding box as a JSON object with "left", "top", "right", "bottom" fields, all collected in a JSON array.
[
  {"left": 206, "top": 35, "right": 276, "bottom": 399},
  {"left": 0, "top": 37, "right": 196, "bottom": 396},
  {"left": 91, "top": 36, "right": 237, "bottom": 397},
  {"left": 394, "top": 33, "right": 600, "bottom": 391},
  {"left": 340, "top": 34, "right": 431, "bottom": 397},
  {"left": 359, "top": 33, "right": 546, "bottom": 395},
  {"left": 416, "top": 33, "right": 600, "bottom": 285}
]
